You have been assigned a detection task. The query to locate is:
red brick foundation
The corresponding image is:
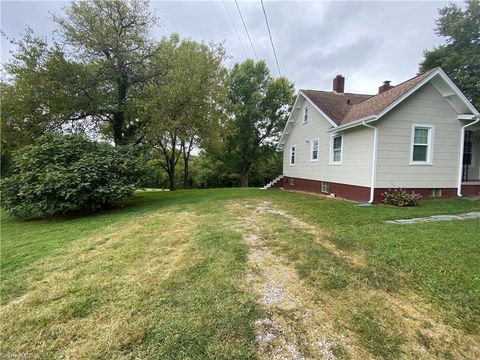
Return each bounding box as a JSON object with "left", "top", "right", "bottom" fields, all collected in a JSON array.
[
  {"left": 373, "top": 188, "right": 457, "bottom": 203},
  {"left": 270, "top": 180, "right": 283, "bottom": 188},
  {"left": 281, "top": 176, "right": 370, "bottom": 202},
  {"left": 280, "top": 176, "right": 475, "bottom": 203},
  {"left": 462, "top": 184, "right": 480, "bottom": 197}
]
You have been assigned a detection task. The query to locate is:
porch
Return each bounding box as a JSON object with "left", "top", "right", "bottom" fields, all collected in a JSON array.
[{"left": 461, "top": 125, "right": 480, "bottom": 184}]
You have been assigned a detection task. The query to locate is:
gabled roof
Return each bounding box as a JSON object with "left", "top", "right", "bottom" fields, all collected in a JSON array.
[
  {"left": 300, "top": 90, "right": 372, "bottom": 125},
  {"left": 301, "top": 68, "right": 436, "bottom": 126},
  {"left": 277, "top": 67, "right": 479, "bottom": 150}
]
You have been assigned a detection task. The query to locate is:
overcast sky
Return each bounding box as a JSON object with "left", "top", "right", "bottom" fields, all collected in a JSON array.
[{"left": 1, "top": 0, "right": 454, "bottom": 94}]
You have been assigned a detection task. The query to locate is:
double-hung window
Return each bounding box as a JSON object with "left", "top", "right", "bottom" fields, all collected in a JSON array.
[
  {"left": 411, "top": 124, "right": 433, "bottom": 164},
  {"left": 311, "top": 138, "right": 319, "bottom": 161},
  {"left": 330, "top": 135, "right": 343, "bottom": 164},
  {"left": 290, "top": 145, "right": 296, "bottom": 165},
  {"left": 303, "top": 106, "right": 308, "bottom": 123}
]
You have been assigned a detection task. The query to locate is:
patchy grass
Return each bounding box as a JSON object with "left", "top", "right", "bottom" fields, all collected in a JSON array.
[{"left": 1, "top": 189, "right": 479, "bottom": 359}]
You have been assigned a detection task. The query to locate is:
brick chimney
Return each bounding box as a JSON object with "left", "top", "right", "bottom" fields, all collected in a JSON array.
[
  {"left": 378, "top": 80, "right": 393, "bottom": 94},
  {"left": 333, "top": 75, "right": 345, "bottom": 93}
]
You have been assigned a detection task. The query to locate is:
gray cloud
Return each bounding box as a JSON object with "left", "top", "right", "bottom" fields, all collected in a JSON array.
[{"left": 1, "top": 0, "right": 452, "bottom": 95}]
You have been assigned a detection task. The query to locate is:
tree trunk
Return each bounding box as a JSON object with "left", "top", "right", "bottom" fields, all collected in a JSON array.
[
  {"left": 183, "top": 160, "right": 189, "bottom": 189},
  {"left": 113, "top": 77, "right": 128, "bottom": 145},
  {"left": 168, "top": 168, "right": 176, "bottom": 191},
  {"left": 241, "top": 171, "right": 249, "bottom": 187},
  {"left": 113, "top": 112, "right": 124, "bottom": 145}
]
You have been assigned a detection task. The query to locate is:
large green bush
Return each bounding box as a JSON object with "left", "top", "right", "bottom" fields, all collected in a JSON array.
[{"left": 1, "top": 134, "right": 145, "bottom": 218}]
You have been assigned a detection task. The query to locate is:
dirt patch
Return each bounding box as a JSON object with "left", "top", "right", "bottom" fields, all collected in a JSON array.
[
  {"left": 228, "top": 201, "right": 366, "bottom": 359},
  {"left": 228, "top": 199, "right": 480, "bottom": 359},
  {"left": 253, "top": 201, "right": 366, "bottom": 269}
]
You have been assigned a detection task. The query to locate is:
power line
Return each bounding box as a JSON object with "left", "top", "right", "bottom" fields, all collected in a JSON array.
[
  {"left": 260, "top": 0, "right": 281, "bottom": 77},
  {"left": 223, "top": 0, "right": 248, "bottom": 59},
  {"left": 234, "top": 0, "right": 258, "bottom": 61}
]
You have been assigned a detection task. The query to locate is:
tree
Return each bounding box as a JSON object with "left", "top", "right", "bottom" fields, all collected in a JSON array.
[
  {"left": 0, "top": 133, "right": 145, "bottom": 218},
  {"left": 420, "top": 0, "right": 480, "bottom": 109},
  {"left": 1, "top": 29, "right": 97, "bottom": 176},
  {"left": 53, "top": 0, "right": 160, "bottom": 145},
  {"left": 226, "top": 60, "right": 294, "bottom": 187},
  {"left": 2, "top": 0, "right": 161, "bottom": 176},
  {"left": 143, "top": 34, "right": 228, "bottom": 190}
]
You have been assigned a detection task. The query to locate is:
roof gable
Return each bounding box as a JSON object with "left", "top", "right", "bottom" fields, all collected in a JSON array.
[
  {"left": 300, "top": 90, "right": 372, "bottom": 124},
  {"left": 277, "top": 68, "right": 479, "bottom": 150},
  {"left": 302, "top": 69, "right": 437, "bottom": 127}
]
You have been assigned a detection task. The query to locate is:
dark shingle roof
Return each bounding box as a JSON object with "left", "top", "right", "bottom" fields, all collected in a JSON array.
[
  {"left": 301, "top": 68, "right": 437, "bottom": 126},
  {"left": 300, "top": 91, "right": 372, "bottom": 124}
]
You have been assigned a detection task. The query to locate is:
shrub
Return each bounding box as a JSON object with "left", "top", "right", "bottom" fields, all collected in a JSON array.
[
  {"left": 382, "top": 188, "right": 422, "bottom": 207},
  {"left": 1, "top": 133, "right": 145, "bottom": 218}
]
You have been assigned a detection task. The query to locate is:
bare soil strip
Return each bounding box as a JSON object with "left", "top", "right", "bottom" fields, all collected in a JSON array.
[
  {"left": 229, "top": 201, "right": 368, "bottom": 359},
  {"left": 228, "top": 200, "right": 480, "bottom": 360}
]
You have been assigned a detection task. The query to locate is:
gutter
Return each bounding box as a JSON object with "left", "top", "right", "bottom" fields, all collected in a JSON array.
[
  {"left": 327, "top": 115, "right": 377, "bottom": 133},
  {"left": 362, "top": 121, "right": 378, "bottom": 204},
  {"left": 457, "top": 116, "right": 480, "bottom": 197}
]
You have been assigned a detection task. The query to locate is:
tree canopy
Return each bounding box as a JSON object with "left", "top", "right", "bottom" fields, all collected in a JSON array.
[
  {"left": 420, "top": 0, "right": 480, "bottom": 109},
  {"left": 1, "top": 0, "right": 295, "bottom": 190},
  {"left": 225, "top": 60, "right": 294, "bottom": 187},
  {"left": 143, "top": 34, "right": 228, "bottom": 190},
  {"left": 53, "top": 0, "right": 161, "bottom": 145}
]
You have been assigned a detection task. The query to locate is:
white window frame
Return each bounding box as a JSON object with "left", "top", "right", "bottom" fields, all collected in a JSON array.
[
  {"left": 310, "top": 138, "right": 319, "bottom": 161},
  {"left": 410, "top": 124, "right": 434, "bottom": 165},
  {"left": 321, "top": 181, "right": 329, "bottom": 193},
  {"left": 289, "top": 145, "right": 296, "bottom": 165},
  {"left": 428, "top": 188, "right": 442, "bottom": 197},
  {"left": 329, "top": 134, "right": 343, "bottom": 165},
  {"left": 303, "top": 106, "right": 308, "bottom": 123}
]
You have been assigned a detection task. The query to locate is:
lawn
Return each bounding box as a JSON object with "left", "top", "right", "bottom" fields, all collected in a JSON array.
[{"left": 1, "top": 189, "right": 479, "bottom": 359}]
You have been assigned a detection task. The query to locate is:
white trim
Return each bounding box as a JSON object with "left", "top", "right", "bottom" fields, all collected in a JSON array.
[
  {"left": 329, "top": 134, "right": 343, "bottom": 165},
  {"left": 310, "top": 138, "right": 319, "bottom": 161},
  {"left": 376, "top": 70, "right": 441, "bottom": 121},
  {"left": 409, "top": 124, "right": 434, "bottom": 165},
  {"left": 435, "top": 68, "right": 479, "bottom": 115},
  {"left": 457, "top": 117, "right": 480, "bottom": 197},
  {"left": 277, "top": 93, "right": 303, "bottom": 151},
  {"left": 289, "top": 145, "right": 296, "bottom": 165},
  {"left": 277, "top": 91, "right": 338, "bottom": 151},
  {"left": 326, "top": 115, "right": 377, "bottom": 133},
  {"left": 327, "top": 68, "right": 479, "bottom": 133},
  {"left": 321, "top": 181, "right": 330, "bottom": 193},
  {"left": 303, "top": 106, "right": 309, "bottom": 124},
  {"left": 458, "top": 114, "right": 476, "bottom": 121},
  {"left": 299, "top": 91, "right": 338, "bottom": 128},
  {"left": 362, "top": 121, "right": 378, "bottom": 204}
]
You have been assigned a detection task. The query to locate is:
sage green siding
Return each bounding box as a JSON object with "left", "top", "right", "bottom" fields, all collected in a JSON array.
[
  {"left": 375, "top": 83, "right": 462, "bottom": 188},
  {"left": 283, "top": 96, "right": 373, "bottom": 187}
]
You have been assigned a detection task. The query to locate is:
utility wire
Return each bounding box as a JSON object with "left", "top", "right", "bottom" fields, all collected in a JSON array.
[
  {"left": 223, "top": 0, "right": 248, "bottom": 59},
  {"left": 234, "top": 0, "right": 258, "bottom": 61},
  {"left": 260, "top": 0, "right": 282, "bottom": 77}
]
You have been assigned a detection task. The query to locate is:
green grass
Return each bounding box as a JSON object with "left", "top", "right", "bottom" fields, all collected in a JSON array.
[
  {"left": 269, "top": 194, "right": 480, "bottom": 333},
  {"left": 1, "top": 188, "right": 479, "bottom": 359}
]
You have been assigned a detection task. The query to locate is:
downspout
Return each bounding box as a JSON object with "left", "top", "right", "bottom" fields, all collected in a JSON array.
[
  {"left": 457, "top": 116, "right": 480, "bottom": 197},
  {"left": 362, "top": 121, "right": 378, "bottom": 203}
]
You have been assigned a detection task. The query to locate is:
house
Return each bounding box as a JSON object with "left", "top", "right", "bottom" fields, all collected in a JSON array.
[{"left": 275, "top": 68, "right": 480, "bottom": 203}]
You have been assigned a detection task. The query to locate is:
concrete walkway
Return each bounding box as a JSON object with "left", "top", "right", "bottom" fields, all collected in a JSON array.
[{"left": 386, "top": 212, "right": 480, "bottom": 224}]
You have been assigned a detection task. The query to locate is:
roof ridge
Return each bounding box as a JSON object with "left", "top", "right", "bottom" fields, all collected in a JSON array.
[
  {"left": 350, "top": 68, "right": 438, "bottom": 107},
  {"left": 345, "top": 68, "right": 437, "bottom": 110},
  {"left": 301, "top": 89, "right": 374, "bottom": 97}
]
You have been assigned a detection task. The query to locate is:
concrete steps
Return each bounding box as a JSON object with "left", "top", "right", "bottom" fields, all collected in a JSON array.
[{"left": 260, "top": 175, "right": 284, "bottom": 190}]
